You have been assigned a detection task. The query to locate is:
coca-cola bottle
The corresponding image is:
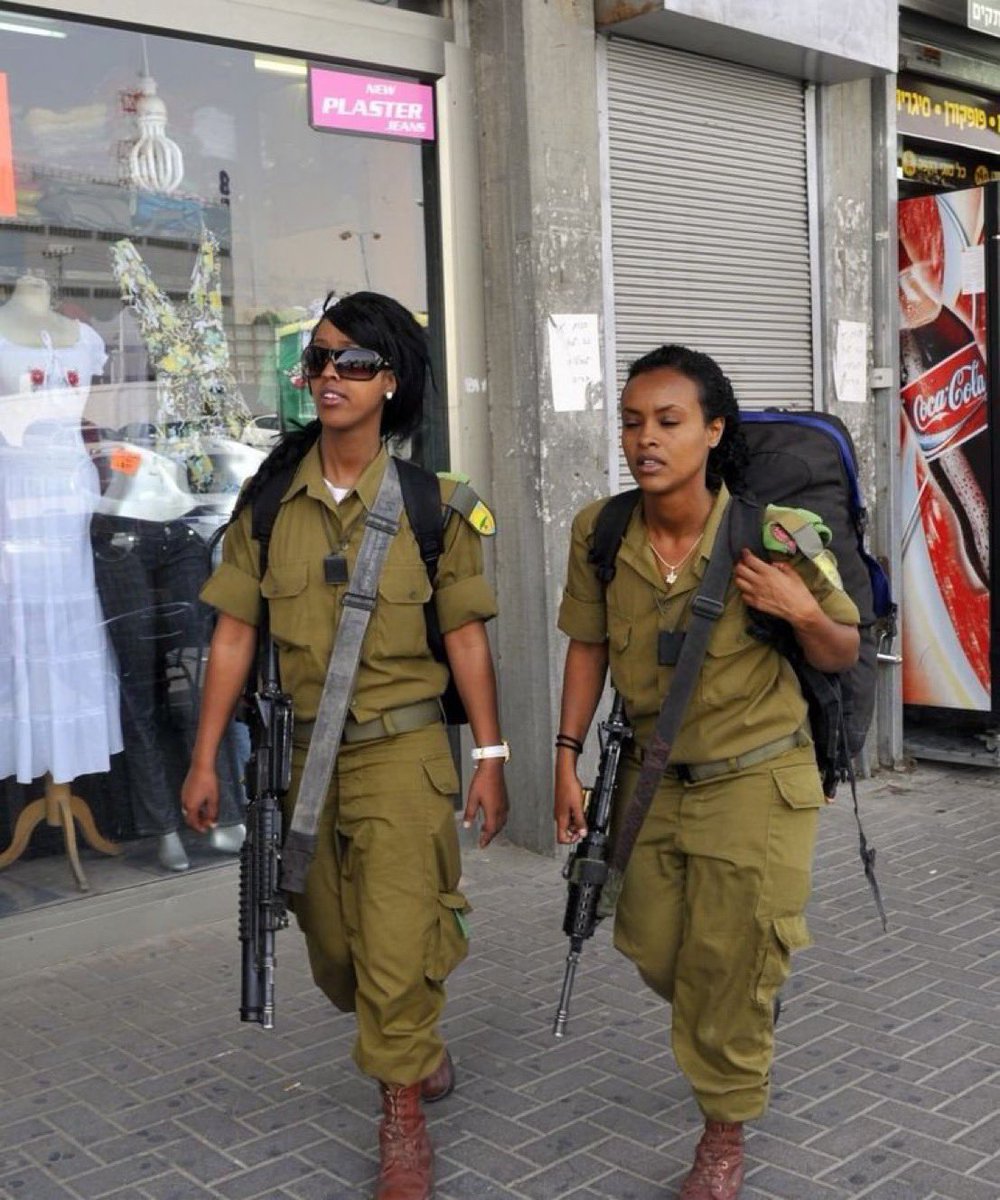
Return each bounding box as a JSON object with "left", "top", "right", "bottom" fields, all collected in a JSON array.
[{"left": 899, "top": 242, "right": 991, "bottom": 590}]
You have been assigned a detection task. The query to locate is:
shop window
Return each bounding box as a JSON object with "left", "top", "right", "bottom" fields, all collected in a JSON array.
[{"left": 0, "top": 11, "right": 443, "bottom": 909}]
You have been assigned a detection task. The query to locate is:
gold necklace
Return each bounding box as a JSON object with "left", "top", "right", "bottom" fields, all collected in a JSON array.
[{"left": 648, "top": 531, "right": 704, "bottom": 585}]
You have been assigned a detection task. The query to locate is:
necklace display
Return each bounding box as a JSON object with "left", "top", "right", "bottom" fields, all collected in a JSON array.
[{"left": 648, "top": 531, "right": 704, "bottom": 585}]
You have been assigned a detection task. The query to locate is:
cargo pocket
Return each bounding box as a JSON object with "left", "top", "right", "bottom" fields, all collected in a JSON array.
[
  {"left": 753, "top": 914, "right": 812, "bottom": 1008},
  {"left": 422, "top": 753, "right": 460, "bottom": 798},
  {"left": 773, "top": 762, "right": 824, "bottom": 810},
  {"left": 425, "top": 891, "right": 471, "bottom": 982},
  {"left": 376, "top": 566, "right": 433, "bottom": 657},
  {"left": 261, "top": 561, "right": 310, "bottom": 647}
]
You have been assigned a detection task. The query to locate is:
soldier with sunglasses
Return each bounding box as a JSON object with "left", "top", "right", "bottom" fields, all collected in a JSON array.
[{"left": 181, "top": 291, "right": 508, "bottom": 1200}]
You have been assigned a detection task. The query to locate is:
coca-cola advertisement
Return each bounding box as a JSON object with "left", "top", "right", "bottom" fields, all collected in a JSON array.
[{"left": 900, "top": 188, "right": 993, "bottom": 711}]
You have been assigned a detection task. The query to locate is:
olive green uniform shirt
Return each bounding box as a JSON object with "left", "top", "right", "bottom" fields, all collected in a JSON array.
[
  {"left": 557, "top": 484, "right": 860, "bottom": 761},
  {"left": 202, "top": 444, "right": 497, "bottom": 723}
]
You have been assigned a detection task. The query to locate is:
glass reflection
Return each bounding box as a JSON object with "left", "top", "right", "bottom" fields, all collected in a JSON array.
[{"left": 0, "top": 9, "right": 433, "bottom": 902}]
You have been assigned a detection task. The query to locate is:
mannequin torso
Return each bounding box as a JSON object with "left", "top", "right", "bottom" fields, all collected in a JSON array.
[{"left": 0, "top": 275, "right": 80, "bottom": 348}]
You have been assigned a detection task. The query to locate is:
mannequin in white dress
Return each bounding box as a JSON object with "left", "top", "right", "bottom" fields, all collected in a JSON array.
[{"left": 0, "top": 274, "right": 124, "bottom": 887}]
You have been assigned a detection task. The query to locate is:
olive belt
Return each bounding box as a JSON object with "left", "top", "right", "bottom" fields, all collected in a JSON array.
[
  {"left": 655, "top": 726, "right": 813, "bottom": 783},
  {"left": 293, "top": 698, "right": 443, "bottom": 748}
]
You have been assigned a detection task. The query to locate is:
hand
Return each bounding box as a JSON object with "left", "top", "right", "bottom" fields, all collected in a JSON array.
[
  {"left": 181, "top": 764, "right": 220, "bottom": 833},
  {"left": 733, "top": 548, "right": 820, "bottom": 626},
  {"left": 463, "top": 761, "right": 509, "bottom": 849},
  {"left": 554, "top": 769, "right": 588, "bottom": 844}
]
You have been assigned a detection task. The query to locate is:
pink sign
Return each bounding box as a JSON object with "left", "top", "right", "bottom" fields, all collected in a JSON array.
[{"left": 309, "top": 68, "right": 435, "bottom": 141}]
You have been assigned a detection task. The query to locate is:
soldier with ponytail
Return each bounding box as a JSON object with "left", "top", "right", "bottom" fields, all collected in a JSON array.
[{"left": 182, "top": 290, "right": 506, "bottom": 1200}]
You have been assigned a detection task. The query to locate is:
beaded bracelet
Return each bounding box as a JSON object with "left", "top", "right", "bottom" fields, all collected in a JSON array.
[{"left": 554, "top": 733, "right": 584, "bottom": 754}]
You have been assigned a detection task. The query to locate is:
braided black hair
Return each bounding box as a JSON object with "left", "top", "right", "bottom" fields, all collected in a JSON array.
[
  {"left": 229, "top": 291, "right": 431, "bottom": 527},
  {"left": 625, "top": 344, "right": 749, "bottom": 494}
]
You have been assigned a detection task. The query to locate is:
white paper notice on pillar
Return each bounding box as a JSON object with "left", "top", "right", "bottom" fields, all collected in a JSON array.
[
  {"left": 548, "top": 313, "right": 603, "bottom": 412},
  {"left": 833, "top": 319, "right": 868, "bottom": 405}
]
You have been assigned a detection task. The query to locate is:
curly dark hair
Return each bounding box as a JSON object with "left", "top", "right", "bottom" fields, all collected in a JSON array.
[
  {"left": 625, "top": 344, "right": 749, "bottom": 493},
  {"left": 229, "top": 291, "right": 431, "bottom": 527}
]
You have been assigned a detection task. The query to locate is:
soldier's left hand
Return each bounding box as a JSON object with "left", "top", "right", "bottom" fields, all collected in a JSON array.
[
  {"left": 463, "top": 761, "right": 509, "bottom": 849},
  {"left": 733, "top": 548, "right": 820, "bottom": 627}
]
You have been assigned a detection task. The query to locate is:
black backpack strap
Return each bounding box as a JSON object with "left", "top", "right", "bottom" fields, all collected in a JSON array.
[
  {"left": 728, "top": 492, "right": 764, "bottom": 559},
  {"left": 396, "top": 456, "right": 446, "bottom": 583},
  {"left": 589, "top": 489, "right": 642, "bottom": 584},
  {"left": 842, "top": 719, "right": 888, "bottom": 931},
  {"left": 251, "top": 465, "right": 298, "bottom": 582},
  {"left": 395, "top": 456, "right": 468, "bottom": 725},
  {"left": 242, "top": 464, "right": 297, "bottom": 691}
]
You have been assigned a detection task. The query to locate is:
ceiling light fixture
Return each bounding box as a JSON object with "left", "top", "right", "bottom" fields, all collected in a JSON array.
[
  {"left": 253, "top": 55, "right": 307, "bottom": 77},
  {"left": 0, "top": 20, "right": 66, "bottom": 37}
]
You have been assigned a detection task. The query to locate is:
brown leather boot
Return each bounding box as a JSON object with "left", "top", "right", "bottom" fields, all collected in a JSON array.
[
  {"left": 420, "top": 1049, "right": 455, "bottom": 1104},
  {"left": 679, "top": 1120, "right": 745, "bottom": 1199},
  {"left": 376, "top": 1082, "right": 434, "bottom": 1200}
]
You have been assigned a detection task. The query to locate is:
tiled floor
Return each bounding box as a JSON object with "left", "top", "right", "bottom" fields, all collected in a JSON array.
[{"left": 2, "top": 762, "right": 1000, "bottom": 1198}]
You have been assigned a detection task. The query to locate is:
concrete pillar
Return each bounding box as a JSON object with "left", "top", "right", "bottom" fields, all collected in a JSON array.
[
  {"left": 870, "top": 73, "right": 904, "bottom": 769},
  {"left": 470, "top": 1, "right": 607, "bottom": 853},
  {"left": 816, "top": 79, "right": 875, "bottom": 470},
  {"left": 815, "top": 76, "right": 903, "bottom": 767}
]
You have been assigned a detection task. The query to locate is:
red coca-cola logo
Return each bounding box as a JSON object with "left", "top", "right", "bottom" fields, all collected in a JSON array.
[{"left": 902, "top": 342, "right": 987, "bottom": 437}]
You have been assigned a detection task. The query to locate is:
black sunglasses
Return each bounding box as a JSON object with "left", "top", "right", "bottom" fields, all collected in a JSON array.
[{"left": 301, "top": 345, "right": 392, "bottom": 381}]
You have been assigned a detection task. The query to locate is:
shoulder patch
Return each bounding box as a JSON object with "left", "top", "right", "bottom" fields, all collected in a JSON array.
[{"left": 441, "top": 475, "right": 496, "bottom": 536}]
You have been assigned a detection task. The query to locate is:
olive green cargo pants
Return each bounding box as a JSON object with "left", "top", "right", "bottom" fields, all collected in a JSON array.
[
  {"left": 282, "top": 724, "right": 469, "bottom": 1085},
  {"left": 612, "top": 746, "right": 822, "bottom": 1122}
]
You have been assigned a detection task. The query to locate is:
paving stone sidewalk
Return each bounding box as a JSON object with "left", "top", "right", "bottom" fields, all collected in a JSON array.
[{"left": 2, "top": 762, "right": 1000, "bottom": 1200}]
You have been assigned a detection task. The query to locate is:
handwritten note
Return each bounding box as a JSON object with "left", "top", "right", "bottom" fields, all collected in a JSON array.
[
  {"left": 834, "top": 319, "right": 867, "bottom": 405},
  {"left": 548, "top": 314, "right": 603, "bottom": 413}
]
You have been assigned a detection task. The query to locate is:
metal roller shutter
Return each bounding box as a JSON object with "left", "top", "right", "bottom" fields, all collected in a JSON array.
[{"left": 606, "top": 37, "right": 815, "bottom": 487}]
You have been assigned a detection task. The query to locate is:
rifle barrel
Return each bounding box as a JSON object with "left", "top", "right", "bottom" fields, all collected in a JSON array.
[{"left": 552, "top": 939, "right": 582, "bottom": 1038}]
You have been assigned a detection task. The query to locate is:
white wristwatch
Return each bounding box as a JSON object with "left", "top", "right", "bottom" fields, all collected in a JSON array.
[{"left": 470, "top": 741, "right": 511, "bottom": 763}]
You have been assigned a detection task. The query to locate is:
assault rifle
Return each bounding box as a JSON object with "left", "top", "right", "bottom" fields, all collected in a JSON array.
[
  {"left": 239, "top": 632, "right": 292, "bottom": 1029},
  {"left": 552, "top": 692, "right": 632, "bottom": 1038}
]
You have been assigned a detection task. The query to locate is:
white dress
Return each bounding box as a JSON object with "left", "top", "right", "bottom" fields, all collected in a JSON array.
[{"left": 0, "top": 324, "right": 124, "bottom": 783}]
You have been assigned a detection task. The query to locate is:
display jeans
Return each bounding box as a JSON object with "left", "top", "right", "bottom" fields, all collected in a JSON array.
[{"left": 91, "top": 513, "right": 245, "bottom": 836}]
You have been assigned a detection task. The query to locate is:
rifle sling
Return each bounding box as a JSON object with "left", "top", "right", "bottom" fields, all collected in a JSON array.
[
  {"left": 281, "top": 458, "right": 404, "bottom": 895},
  {"left": 609, "top": 499, "right": 735, "bottom": 881}
]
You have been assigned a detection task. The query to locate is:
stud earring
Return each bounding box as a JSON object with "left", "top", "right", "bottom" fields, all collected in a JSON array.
[{"left": 384, "top": 390, "right": 394, "bottom": 401}]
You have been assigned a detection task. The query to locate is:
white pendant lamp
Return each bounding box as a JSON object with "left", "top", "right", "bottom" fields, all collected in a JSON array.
[{"left": 128, "top": 37, "right": 184, "bottom": 194}]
